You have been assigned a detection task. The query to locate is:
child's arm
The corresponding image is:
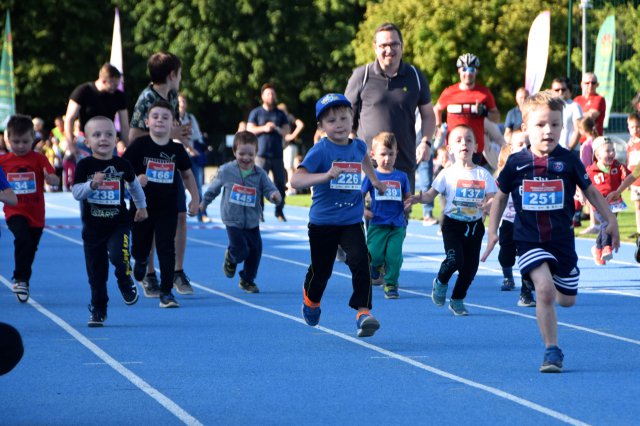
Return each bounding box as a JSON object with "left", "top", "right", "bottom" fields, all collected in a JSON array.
[
  {"left": 200, "top": 170, "right": 225, "bottom": 212},
  {"left": 404, "top": 188, "right": 438, "bottom": 209},
  {"left": 583, "top": 185, "right": 620, "bottom": 251},
  {"left": 126, "top": 177, "right": 148, "bottom": 222},
  {"left": 361, "top": 155, "right": 386, "bottom": 194},
  {"left": 0, "top": 187, "right": 17, "bottom": 206},
  {"left": 72, "top": 172, "right": 105, "bottom": 201},
  {"left": 479, "top": 192, "right": 496, "bottom": 216},
  {"left": 480, "top": 190, "right": 509, "bottom": 262},
  {"left": 607, "top": 168, "right": 639, "bottom": 201},
  {"left": 44, "top": 168, "right": 60, "bottom": 186},
  {"left": 290, "top": 165, "right": 342, "bottom": 190},
  {"left": 179, "top": 169, "right": 200, "bottom": 216}
]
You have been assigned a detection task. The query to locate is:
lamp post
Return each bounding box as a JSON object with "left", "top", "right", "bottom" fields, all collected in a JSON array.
[{"left": 580, "top": 0, "right": 593, "bottom": 80}]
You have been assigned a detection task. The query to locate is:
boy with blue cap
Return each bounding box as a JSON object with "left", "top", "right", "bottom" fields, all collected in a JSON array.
[{"left": 291, "top": 93, "right": 386, "bottom": 337}]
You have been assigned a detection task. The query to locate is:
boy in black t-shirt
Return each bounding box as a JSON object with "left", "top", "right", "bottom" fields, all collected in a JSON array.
[
  {"left": 73, "top": 117, "right": 148, "bottom": 327},
  {"left": 123, "top": 100, "right": 200, "bottom": 308}
]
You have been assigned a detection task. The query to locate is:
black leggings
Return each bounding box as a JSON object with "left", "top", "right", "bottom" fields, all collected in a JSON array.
[
  {"left": 437, "top": 216, "right": 484, "bottom": 300},
  {"left": 7, "top": 216, "right": 43, "bottom": 283},
  {"left": 498, "top": 220, "right": 516, "bottom": 268}
]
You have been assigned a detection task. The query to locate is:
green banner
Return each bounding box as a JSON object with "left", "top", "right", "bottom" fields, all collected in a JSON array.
[
  {"left": 0, "top": 11, "right": 15, "bottom": 130},
  {"left": 594, "top": 15, "right": 615, "bottom": 130}
]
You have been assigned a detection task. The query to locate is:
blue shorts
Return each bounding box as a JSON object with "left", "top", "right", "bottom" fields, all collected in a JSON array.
[
  {"left": 516, "top": 240, "right": 579, "bottom": 296},
  {"left": 176, "top": 178, "right": 187, "bottom": 213}
]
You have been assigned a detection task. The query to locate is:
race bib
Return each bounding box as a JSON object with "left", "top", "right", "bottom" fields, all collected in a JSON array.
[
  {"left": 522, "top": 179, "right": 564, "bottom": 211},
  {"left": 7, "top": 172, "right": 36, "bottom": 194},
  {"left": 609, "top": 199, "right": 627, "bottom": 213},
  {"left": 330, "top": 162, "right": 362, "bottom": 190},
  {"left": 374, "top": 180, "right": 402, "bottom": 201},
  {"left": 146, "top": 160, "right": 175, "bottom": 184},
  {"left": 452, "top": 179, "right": 486, "bottom": 207},
  {"left": 229, "top": 183, "right": 257, "bottom": 207},
  {"left": 88, "top": 180, "right": 121, "bottom": 205},
  {"left": 628, "top": 150, "right": 640, "bottom": 167}
]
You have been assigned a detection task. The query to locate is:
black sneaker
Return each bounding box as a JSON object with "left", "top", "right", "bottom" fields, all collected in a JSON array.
[
  {"left": 635, "top": 237, "right": 640, "bottom": 263},
  {"left": 118, "top": 279, "right": 139, "bottom": 305},
  {"left": 239, "top": 279, "right": 260, "bottom": 293},
  {"left": 276, "top": 213, "right": 287, "bottom": 222},
  {"left": 88, "top": 305, "right": 106, "bottom": 327},
  {"left": 159, "top": 292, "right": 180, "bottom": 308},
  {"left": 133, "top": 260, "right": 148, "bottom": 282},
  {"left": 173, "top": 270, "right": 194, "bottom": 295},
  {"left": 223, "top": 250, "right": 237, "bottom": 278},
  {"left": 142, "top": 273, "right": 161, "bottom": 298},
  {"left": 12, "top": 280, "right": 29, "bottom": 303}
]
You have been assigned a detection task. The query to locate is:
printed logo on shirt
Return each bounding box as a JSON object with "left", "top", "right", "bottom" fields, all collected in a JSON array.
[
  {"left": 330, "top": 162, "right": 362, "bottom": 190},
  {"left": 550, "top": 161, "right": 565, "bottom": 173},
  {"left": 7, "top": 172, "right": 36, "bottom": 194}
]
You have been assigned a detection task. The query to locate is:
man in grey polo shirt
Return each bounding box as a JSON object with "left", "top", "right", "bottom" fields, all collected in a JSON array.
[{"left": 345, "top": 22, "right": 436, "bottom": 192}]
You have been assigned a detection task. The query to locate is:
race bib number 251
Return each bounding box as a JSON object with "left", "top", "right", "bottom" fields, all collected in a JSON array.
[{"left": 522, "top": 179, "right": 564, "bottom": 211}]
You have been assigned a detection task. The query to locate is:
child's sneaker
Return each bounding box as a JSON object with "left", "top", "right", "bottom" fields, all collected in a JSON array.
[
  {"left": 12, "top": 281, "right": 29, "bottom": 303},
  {"left": 591, "top": 245, "right": 605, "bottom": 265},
  {"left": 356, "top": 311, "right": 380, "bottom": 337},
  {"left": 517, "top": 278, "right": 536, "bottom": 307},
  {"left": 302, "top": 290, "right": 321, "bottom": 326},
  {"left": 159, "top": 292, "right": 179, "bottom": 308},
  {"left": 87, "top": 305, "right": 106, "bottom": 327},
  {"left": 500, "top": 277, "right": 515, "bottom": 291},
  {"left": 636, "top": 237, "right": 640, "bottom": 263},
  {"left": 370, "top": 265, "right": 385, "bottom": 286},
  {"left": 539, "top": 345, "right": 564, "bottom": 373},
  {"left": 142, "top": 273, "right": 161, "bottom": 298},
  {"left": 133, "top": 260, "right": 148, "bottom": 282},
  {"left": 431, "top": 277, "right": 447, "bottom": 306},
  {"left": 173, "top": 270, "right": 194, "bottom": 295},
  {"left": 384, "top": 284, "right": 399, "bottom": 299},
  {"left": 118, "top": 279, "right": 139, "bottom": 305},
  {"left": 223, "top": 250, "right": 237, "bottom": 278},
  {"left": 335, "top": 246, "right": 347, "bottom": 262},
  {"left": 239, "top": 279, "right": 259, "bottom": 293},
  {"left": 448, "top": 298, "right": 469, "bottom": 316},
  {"left": 601, "top": 245, "right": 613, "bottom": 261}
]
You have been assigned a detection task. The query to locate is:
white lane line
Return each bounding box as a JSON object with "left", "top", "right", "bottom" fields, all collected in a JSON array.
[
  {"left": 0, "top": 276, "right": 202, "bottom": 426},
  {"left": 188, "top": 280, "right": 589, "bottom": 426}
]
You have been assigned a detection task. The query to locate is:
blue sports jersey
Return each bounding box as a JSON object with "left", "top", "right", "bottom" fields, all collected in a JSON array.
[
  {"left": 0, "top": 167, "right": 10, "bottom": 191},
  {"left": 497, "top": 146, "right": 591, "bottom": 243},
  {"left": 299, "top": 137, "right": 367, "bottom": 226},
  {"left": 362, "top": 169, "right": 410, "bottom": 227}
]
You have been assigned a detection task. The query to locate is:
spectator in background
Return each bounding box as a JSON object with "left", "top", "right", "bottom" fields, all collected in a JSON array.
[
  {"left": 631, "top": 92, "right": 640, "bottom": 113},
  {"left": 551, "top": 77, "right": 583, "bottom": 155},
  {"left": 32, "top": 117, "right": 45, "bottom": 147},
  {"left": 278, "top": 103, "right": 304, "bottom": 195},
  {"left": 574, "top": 73, "right": 606, "bottom": 140},
  {"left": 503, "top": 87, "right": 528, "bottom": 144}
]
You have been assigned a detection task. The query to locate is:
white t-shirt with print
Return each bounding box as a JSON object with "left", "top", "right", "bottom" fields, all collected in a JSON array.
[{"left": 432, "top": 165, "right": 498, "bottom": 222}]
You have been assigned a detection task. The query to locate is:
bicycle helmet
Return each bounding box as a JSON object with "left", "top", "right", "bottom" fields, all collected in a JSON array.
[{"left": 456, "top": 53, "right": 480, "bottom": 69}]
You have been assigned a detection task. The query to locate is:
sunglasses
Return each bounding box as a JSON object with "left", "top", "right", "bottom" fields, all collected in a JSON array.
[
  {"left": 462, "top": 67, "right": 477, "bottom": 73},
  {"left": 583, "top": 81, "right": 597, "bottom": 85}
]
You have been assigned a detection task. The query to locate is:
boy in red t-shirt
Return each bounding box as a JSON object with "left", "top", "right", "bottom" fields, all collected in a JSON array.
[
  {"left": 586, "top": 137, "right": 629, "bottom": 265},
  {"left": 0, "top": 115, "right": 60, "bottom": 302}
]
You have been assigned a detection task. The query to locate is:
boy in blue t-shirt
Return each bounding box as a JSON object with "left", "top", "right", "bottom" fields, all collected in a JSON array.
[
  {"left": 291, "top": 93, "right": 386, "bottom": 337},
  {"left": 362, "top": 132, "right": 411, "bottom": 299},
  {"left": 482, "top": 91, "right": 620, "bottom": 373}
]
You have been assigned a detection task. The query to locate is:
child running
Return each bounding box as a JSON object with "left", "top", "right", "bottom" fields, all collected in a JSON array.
[
  {"left": 291, "top": 93, "right": 386, "bottom": 338},
  {"left": 406, "top": 124, "right": 497, "bottom": 316},
  {"left": 72, "top": 116, "right": 148, "bottom": 327},
  {"left": 0, "top": 115, "right": 60, "bottom": 302},
  {"left": 482, "top": 91, "right": 619, "bottom": 373},
  {"left": 123, "top": 100, "right": 200, "bottom": 308},
  {"left": 362, "top": 132, "right": 411, "bottom": 299},
  {"left": 624, "top": 112, "right": 640, "bottom": 240},
  {"left": 200, "top": 131, "right": 281, "bottom": 293},
  {"left": 584, "top": 137, "right": 629, "bottom": 265}
]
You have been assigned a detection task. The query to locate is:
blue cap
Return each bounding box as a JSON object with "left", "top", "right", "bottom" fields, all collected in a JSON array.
[{"left": 315, "top": 93, "right": 351, "bottom": 120}]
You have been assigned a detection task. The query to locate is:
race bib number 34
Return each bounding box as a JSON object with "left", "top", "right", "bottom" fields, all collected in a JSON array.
[
  {"left": 229, "top": 184, "right": 257, "bottom": 207},
  {"left": 88, "top": 180, "right": 121, "bottom": 205},
  {"left": 375, "top": 180, "right": 402, "bottom": 201},
  {"left": 146, "top": 161, "right": 175, "bottom": 184},
  {"left": 7, "top": 172, "right": 36, "bottom": 194},
  {"left": 522, "top": 179, "right": 564, "bottom": 211},
  {"left": 330, "top": 162, "right": 362, "bottom": 190}
]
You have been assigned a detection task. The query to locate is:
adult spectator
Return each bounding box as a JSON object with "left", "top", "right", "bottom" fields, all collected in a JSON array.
[
  {"left": 178, "top": 93, "right": 209, "bottom": 223},
  {"left": 631, "top": 92, "right": 640, "bottom": 113},
  {"left": 345, "top": 22, "right": 436, "bottom": 193},
  {"left": 433, "top": 53, "right": 500, "bottom": 164},
  {"left": 551, "top": 77, "right": 583, "bottom": 154},
  {"left": 246, "top": 83, "right": 290, "bottom": 222},
  {"left": 574, "top": 72, "right": 606, "bottom": 138},
  {"left": 278, "top": 103, "right": 304, "bottom": 195},
  {"left": 503, "top": 87, "right": 528, "bottom": 143},
  {"left": 64, "top": 63, "right": 129, "bottom": 148}
]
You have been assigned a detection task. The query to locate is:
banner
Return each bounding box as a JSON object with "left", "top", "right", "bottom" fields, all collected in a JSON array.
[
  {"left": 110, "top": 8, "right": 123, "bottom": 130},
  {"left": 0, "top": 11, "right": 15, "bottom": 130},
  {"left": 524, "top": 11, "right": 551, "bottom": 96},
  {"left": 594, "top": 15, "right": 615, "bottom": 129}
]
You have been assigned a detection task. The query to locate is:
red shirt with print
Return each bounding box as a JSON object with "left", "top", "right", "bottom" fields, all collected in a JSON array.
[
  {"left": 586, "top": 160, "right": 629, "bottom": 198},
  {"left": 574, "top": 94, "right": 606, "bottom": 140}
]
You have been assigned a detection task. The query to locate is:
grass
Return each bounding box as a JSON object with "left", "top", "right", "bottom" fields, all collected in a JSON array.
[{"left": 286, "top": 190, "right": 638, "bottom": 243}]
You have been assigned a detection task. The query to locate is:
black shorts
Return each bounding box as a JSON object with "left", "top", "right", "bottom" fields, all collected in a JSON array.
[{"left": 516, "top": 240, "right": 579, "bottom": 296}]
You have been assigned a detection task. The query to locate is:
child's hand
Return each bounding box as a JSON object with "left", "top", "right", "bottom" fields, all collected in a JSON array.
[
  {"left": 373, "top": 180, "right": 387, "bottom": 195},
  {"left": 325, "top": 166, "right": 342, "bottom": 182},
  {"left": 270, "top": 191, "right": 282, "bottom": 204},
  {"left": 91, "top": 172, "right": 105, "bottom": 189},
  {"left": 481, "top": 231, "right": 499, "bottom": 262},
  {"left": 137, "top": 174, "right": 148, "bottom": 188},
  {"left": 605, "top": 220, "right": 621, "bottom": 252},
  {"left": 363, "top": 208, "right": 374, "bottom": 220},
  {"left": 134, "top": 208, "right": 148, "bottom": 222},
  {"left": 199, "top": 203, "right": 207, "bottom": 213},
  {"left": 44, "top": 169, "right": 60, "bottom": 186},
  {"left": 478, "top": 198, "right": 492, "bottom": 215},
  {"left": 187, "top": 199, "right": 199, "bottom": 217},
  {"left": 605, "top": 190, "right": 620, "bottom": 203},
  {"left": 574, "top": 190, "right": 585, "bottom": 206},
  {"left": 404, "top": 192, "right": 422, "bottom": 209}
]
